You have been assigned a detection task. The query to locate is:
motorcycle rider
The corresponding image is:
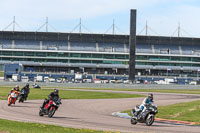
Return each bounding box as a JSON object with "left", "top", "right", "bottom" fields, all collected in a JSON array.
[
  {"left": 21, "top": 83, "right": 30, "bottom": 100},
  {"left": 135, "top": 93, "right": 154, "bottom": 115},
  {"left": 41, "top": 89, "right": 60, "bottom": 111},
  {"left": 9, "top": 85, "right": 20, "bottom": 95},
  {"left": 9, "top": 85, "right": 20, "bottom": 104}
]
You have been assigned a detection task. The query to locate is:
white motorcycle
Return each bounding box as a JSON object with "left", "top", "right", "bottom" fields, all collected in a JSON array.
[{"left": 130, "top": 103, "right": 158, "bottom": 126}]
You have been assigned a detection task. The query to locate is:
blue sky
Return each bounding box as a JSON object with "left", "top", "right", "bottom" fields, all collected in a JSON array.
[{"left": 1, "top": 0, "right": 200, "bottom": 37}]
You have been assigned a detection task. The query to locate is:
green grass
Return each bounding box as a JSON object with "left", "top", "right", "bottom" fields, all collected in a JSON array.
[
  {"left": 122, "top": 100, "right": 200, "bottom": 124},
  {"left": 43, "top": 86, "right": 200, "bottom": 95},
  {"left": 0, "top": 87, "right": 144, "bottom": 100},
  {"left": 2, "top": 85, "right": 200, "bottom": 95},
  {"left": 0, "top": 71, "right": 4, "bottom": 77},
  {"left": 0, "top": 118, "right": 118, "bottom": 133},
  {"left": 157, "top": 100, "right": 200, "bottom": 123}
]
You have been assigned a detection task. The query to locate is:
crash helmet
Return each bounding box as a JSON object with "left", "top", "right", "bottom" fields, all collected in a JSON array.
[
  {"left": 15, "top": 85, "right": 19, "bottom": 91},
  {"left": 25, "top": 83, "right": 29, "bottom": 88},
  {"left": 148, "top": 93, "right": 153, "bottom": 101},
  {"left": 54, "top": 89, "right": 59, "bottom": 95}
]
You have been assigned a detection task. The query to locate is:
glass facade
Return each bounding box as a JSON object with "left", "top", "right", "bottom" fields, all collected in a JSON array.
[{"left": 0, "top": 50, "right": 200, "bottom": 67}]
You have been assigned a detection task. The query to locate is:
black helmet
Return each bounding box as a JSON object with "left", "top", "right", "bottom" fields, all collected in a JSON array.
[
  {"left": 54, "top": 89, "right": 59, "bottom": 95},
  {"left": 26, "top": 83, "right": 29, "bottom": 87},
  {"left": 148, "top": 93, "right": 153, "bottom": 101}
]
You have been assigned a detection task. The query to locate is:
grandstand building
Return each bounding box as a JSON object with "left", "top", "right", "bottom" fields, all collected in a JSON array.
[{"left": 0, "top": 31, "right": 200, "bottom": 77}]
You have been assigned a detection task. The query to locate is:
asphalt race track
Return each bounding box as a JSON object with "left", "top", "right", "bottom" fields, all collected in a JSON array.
[{"left": 1, "top": 91, "right": 200, "bottom": 133}]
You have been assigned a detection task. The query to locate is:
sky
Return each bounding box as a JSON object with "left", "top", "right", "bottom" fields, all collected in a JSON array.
[{"left": 1, "top": 0, "right": 200, "bottom": 38}]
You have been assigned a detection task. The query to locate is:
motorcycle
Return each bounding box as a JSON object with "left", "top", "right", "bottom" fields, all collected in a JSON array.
[
  {"left": 130, "top": 103, "right": 158, "bottom": 126},
  {"left": 18, "top": 89, "right": 26, "bottom": 103},
  {"left": 8, "top": 92, "right": 18, "bottom": 106},
  {"left": 39, "top": 97, "right": 61, "bottom": 118}
]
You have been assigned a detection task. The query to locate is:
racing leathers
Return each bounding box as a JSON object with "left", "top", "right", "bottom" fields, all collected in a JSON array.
[
  {"left": 21, "top": 86, "right": 30, "bottom": 100},
  {"left": 140, "top": 97, "right": 154, "bottom": 111},
  {"left": 41, "top": 92, "right": 60, "bottom": 110}
]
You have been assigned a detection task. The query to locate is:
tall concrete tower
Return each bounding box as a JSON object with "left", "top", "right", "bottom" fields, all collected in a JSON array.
[{"left": 129, "top": 9, "right": 137, "bottom": 83}]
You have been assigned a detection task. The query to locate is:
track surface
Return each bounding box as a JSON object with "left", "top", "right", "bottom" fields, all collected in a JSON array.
[{"left": 1, "top": 91, "right": 200, "bottom": 133}]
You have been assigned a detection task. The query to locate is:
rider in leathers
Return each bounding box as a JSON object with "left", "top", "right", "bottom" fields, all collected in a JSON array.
[
  {"left": 9, "top": 85, "right": 20, "bottom": 104},
  {"left": 41, "top": 89, "right": 59, "bottom": 110},
  {"left": 135, "top": 93, "right": 154, "bottom": 115},
  {"left": 21, "top": 83, "right": 30, "bottom": 100}
]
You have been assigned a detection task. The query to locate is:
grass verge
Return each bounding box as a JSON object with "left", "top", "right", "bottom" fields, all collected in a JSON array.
[
  {"left": 122, "top": 100, "right": 200, "bottom": 124},
  {"left": 2, "top": 85, "right": 200, "bottom": 95},
  {"left": 0, "top": 87, "right": 144, "bottom": 100},
  {"left": 156, "top": 100, "right": 200, "bottom": 124},
  {"left": 0, "top": 118, "right": 118, "bottom": 133},
  {"left": 0, "top": 71, "right": 4, "bottom": 77},
  {"left": 43, "top": 86, "right": 200, "bottom": 95}
]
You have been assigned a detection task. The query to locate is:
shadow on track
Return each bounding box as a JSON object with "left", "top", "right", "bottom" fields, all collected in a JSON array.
[
  {"left": 22, "top": 101, "right": 40, "bottom": 104},
  {"left": 134, "top": 123, "right": 172, "bottom": 127},
  {"left": 154, "top": 121, "right": 195, "bottom": 127},
  {"left": 10, "top": 105, "right": 29, "bottom": 108},
  {"left": 151, "top": 124, "right": 174, "bottom": 127},
  {"left": 53, "top": 116, "right": 79, "bottom": 120}
]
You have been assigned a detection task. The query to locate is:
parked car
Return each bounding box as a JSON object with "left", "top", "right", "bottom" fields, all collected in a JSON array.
[{"left": 49, "top": 78, "right": 56, "bottom": 82}]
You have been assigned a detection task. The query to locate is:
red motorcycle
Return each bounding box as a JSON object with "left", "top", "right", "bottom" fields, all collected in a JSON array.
[{"left": 39, "top": 97, "right": 61, "bottom": 118}]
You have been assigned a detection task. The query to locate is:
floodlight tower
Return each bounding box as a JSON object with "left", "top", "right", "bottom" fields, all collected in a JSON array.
[{"left": 129, "top": 9, "right": 137, "bottom": 83}]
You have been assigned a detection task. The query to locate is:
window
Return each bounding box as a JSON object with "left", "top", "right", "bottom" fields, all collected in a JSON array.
[
  {"left": 103, "top": 60, "right": 123, "bottom": 64},
  {"left": 46, "top": 59, "right": 57, "bottom": 62},
  {"left": 36, "top": 52, "right": 46, "bottom": 57},
  {"left": 81, "top": 53, "right": 91, "bottom": 58},
  {"left": 115, "top": 55, "right": 126, "bottom": 59},
  {"left": 70, "top": 53, "right": 80, "bottom": 58},
  {"left": 24, "top": 52, "right": 34, "bottom": 56},
  {"left": 92, "top": 60, "right": 103, "bottom": 64},
  {"left": 59, "top": 59, "right": 68, "bottom": 63},
  {"left": 70, "top": 60, "right": 80, "bottom": 63},
  {"left": 137, "top": 55, "right": 148, "bottom": 60},
  {"left": 191, "top": 57, "right": 200, "bottom": 62},
  {"left": 103, "top": 54, "right": 114, "bottom": 59},
  {"left": 47, "top": 52, "right": 57, "bottom": 57},
  {"left": 159, "top": 56, "right": 169, "bottom": 61},
  {"left": 92, "top": 54, "right": 102, "bottom": 58},
  {"left": 13, "top": 51, "right": 23, "bottom": 56},
  {"left": 57, "top": 52, "right": 65, "bottom": 57},
  {"left": 2, "top": 51, "right": 12, "bottom": 56},
  {"left": 80, "top": 60, "right": 91, "bottom": 63},
  {"left": 171, "top": 57, "right": 180, "bottom": 61}
]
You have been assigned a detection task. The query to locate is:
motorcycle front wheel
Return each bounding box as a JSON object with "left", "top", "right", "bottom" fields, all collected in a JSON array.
[
  {"left": 8, "top": 98, "right": 13, "bottom": 106},
  {"left": 145, "top": 114, "right": 154, "bottom": 126},
  {"left": 39, "top": 109, "right": 44, "bottom": 116},
  {"left": 19, "top": 97, "right": 23, "bottom": 103},
  {"left": 48, "top": 107, "right": 56, "bottom": 118},
  {"left": 130, "top": 117, "right": 137, "bottom": 125},
  {"left": 8, "top": 100, "right": 11, "bottom": 106}
]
